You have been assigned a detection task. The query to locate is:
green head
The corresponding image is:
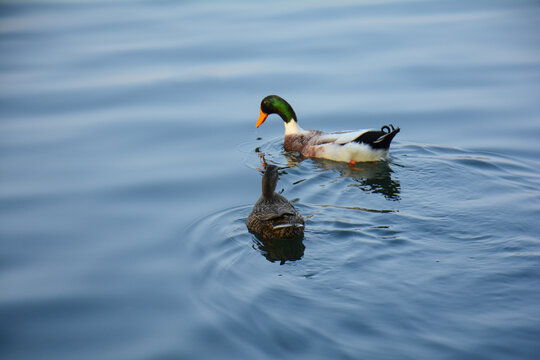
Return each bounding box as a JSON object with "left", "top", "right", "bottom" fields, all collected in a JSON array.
[{"left": 256, "top": 95, "right": 297, "bottom": 127}]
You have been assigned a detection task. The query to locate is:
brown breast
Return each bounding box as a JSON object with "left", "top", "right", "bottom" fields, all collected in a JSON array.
[{"left": 284, "top": 130, "right": 323, "bottom": 157}]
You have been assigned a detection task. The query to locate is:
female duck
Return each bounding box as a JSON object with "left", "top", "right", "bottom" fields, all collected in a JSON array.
[
  {"left": 247, "top": 165, "right": 304, "bottom": 240},
  {"left": 256, "top": 95, "right": 400, "bottom": 164}
]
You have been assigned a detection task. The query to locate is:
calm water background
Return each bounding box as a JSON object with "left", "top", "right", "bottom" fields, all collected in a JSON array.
[{"left": 1, "top": 0, "right": 540, "bottom": 359}]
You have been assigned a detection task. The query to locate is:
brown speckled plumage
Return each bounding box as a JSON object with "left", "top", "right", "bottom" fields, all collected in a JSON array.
[
  {"left": 246, "top": 165, "right": 304, "bottom": 240},
  {"left": 284, "top": 130, "right": 325, "bottom": 158}
]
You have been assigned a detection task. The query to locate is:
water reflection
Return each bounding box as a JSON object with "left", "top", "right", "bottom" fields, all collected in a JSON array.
[
  {"left": 251, "top": 235, "right": 305, "bottom": 265},
  {"left": 332, "top": 161, "right": 401, "bottom": 201},
  {"left": 282, "top": 150, "right": 401, "bottom": 201}
]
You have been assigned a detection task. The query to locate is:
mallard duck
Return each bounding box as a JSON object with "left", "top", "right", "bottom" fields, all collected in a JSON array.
[
  {"left": 256, "top": 95, "right": 400, "bottom": 164},
  {"left": 246, "top": 165, "right": 304, "bottom": 240}
]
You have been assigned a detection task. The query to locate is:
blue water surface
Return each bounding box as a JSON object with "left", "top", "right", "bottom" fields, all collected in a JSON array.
[{"left": 1, "top": 1, "right": 540, "bottom": 359}]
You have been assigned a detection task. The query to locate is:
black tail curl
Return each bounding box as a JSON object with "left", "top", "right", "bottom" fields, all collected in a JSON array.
[
  {"left": 381, "top": 124, "right": 396, "bottom": 133},
  {"left": 351, "top": 124, "right": 400, "bottom": 149},
  {"left": 371, "top": 124, "right": 400, "bottom": 149}
]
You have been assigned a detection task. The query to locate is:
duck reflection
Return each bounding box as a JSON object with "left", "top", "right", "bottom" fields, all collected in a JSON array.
[
  {"left": 251, "top": 235, "right": 305, "bottom": 265},
  {"left": 246, "top": 164, "right": 306, "bottom": 264},
  {"left": 283, "top": 151, "right": 401, "bottom": 201}
]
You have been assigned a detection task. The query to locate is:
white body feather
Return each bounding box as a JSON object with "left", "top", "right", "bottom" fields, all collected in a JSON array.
[
  {"left": 318, "top": 142, "right": 389, "bottom": 162},
  {"left": 317, "top": 130, "right": 370, "bottom": 144}
]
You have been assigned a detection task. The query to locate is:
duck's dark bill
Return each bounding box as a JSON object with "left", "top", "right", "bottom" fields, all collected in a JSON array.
[{"left": 256, "top": 109, "right": 268, "bottom": 128}]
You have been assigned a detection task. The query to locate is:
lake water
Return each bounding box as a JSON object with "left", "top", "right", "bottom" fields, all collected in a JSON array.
[{"left": 1, "top": 0, "right": 540, "bottom": 359}]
